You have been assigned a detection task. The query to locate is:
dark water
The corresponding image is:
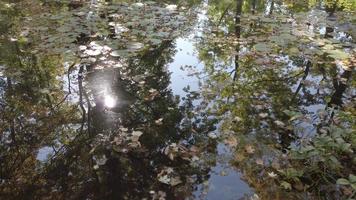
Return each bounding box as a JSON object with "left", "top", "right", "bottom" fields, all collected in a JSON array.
[{"left": 0, "top": 0, "right": 355, "bottom": 199}]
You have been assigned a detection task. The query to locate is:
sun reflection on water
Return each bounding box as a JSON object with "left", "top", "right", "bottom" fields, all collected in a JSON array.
[{"left": 104, "top": 95, "right": 116, "bottom": 108}]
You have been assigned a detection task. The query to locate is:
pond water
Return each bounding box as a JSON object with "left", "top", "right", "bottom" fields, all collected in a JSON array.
[{"left": 0, "top": 0, "right": 355, "bottom": 200}]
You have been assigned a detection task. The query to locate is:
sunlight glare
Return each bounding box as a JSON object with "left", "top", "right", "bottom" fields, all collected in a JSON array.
[{"left": 104, "top": 95, "right": 116, "bottom": 108}]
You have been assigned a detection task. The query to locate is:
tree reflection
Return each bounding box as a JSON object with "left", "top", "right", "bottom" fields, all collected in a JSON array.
[
  {"left": 0, "top": 0, "right": 354, "bottom": 199},
  {"left": 192, "top": 0, "right": 354, "bottom": 199},
  {"left": 0, "top": 1, "right": 217, "bottom": 199}
]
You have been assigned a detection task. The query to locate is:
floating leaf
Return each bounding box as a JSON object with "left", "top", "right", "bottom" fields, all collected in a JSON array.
[
  {"left": 158, "top": 174, "right": 170, "bottom": 185},
  {"left": 254, "top": 43, "right": 269, "bottom": 53},
  {"left": 274, "top": 120, "right": 285, "bottom": 127},
  {"left": 169, "top": 176, "right": 182, "bottom": 186},
  {"left": 337, "top": 178, "right": 350, "bottom": 185},
  {"left": 349, "top": 174, "right": 356, "bottom": 183},
  {"left": 268, "top": 171, "right": 278, "bottom": 178},
  {"left": 157, "top": 167, "right": 182, "bottom": 186},
  {"left": 131, "top": 131, "right": 143, "bottom": 142},
  {"left": 281, "top": 181, "right": 292, "bottom": 190},
  {"left": 224, "top": 136, "right": 238, "bottom": 147},
  {"left": 127, "top": 42, "right": 144, "bottom": 50},
  {"left": 110, "top": 50, "right": 121, "bottom": 57},
  {"left": 245, "top": 145, "right": 255, "bottom": 154},
  {"left": 259, "top": 113, "right": 268, "bottom": 118},
  {"left": 327, "top": 49, "right": 350, "bottom": 60},
  {"left": 84, "top": 49, "right": 101, "bottom": 56},
  {"left": 288, "top": 47, "right": 299, "bottom": 55},
  {"left": 256, "top": 158, "right": 264, "bottom": 166},
  {"left": 208, "top": 132, "right": 218, "bottom": 139},
  {"left": 166, "top": 5, "right": 177, "bottom": 11}
]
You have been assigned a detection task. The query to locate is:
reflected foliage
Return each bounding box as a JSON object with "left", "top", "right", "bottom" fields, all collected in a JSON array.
[
  {"left": 191, "top": 0, "right": 355, "bottom": 199},
  {"left": 0, "top": 0, "right": 218, "bottom": 199}
]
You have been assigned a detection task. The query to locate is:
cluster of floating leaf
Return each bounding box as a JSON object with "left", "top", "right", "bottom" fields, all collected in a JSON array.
[
  {"left": 27, "top": 1, "right": 192, "bottom": 63},
  {"left": 200, "top": 10, "right": 354, "bottom": 65}
]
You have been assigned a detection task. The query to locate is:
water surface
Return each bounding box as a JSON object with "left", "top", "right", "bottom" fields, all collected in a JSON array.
[{"left": 0, "top": 0, "right": 355, "bottom": 199}]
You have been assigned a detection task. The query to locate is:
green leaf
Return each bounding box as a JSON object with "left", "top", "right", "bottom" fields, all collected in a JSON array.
[
  {"left": 337, "top": 178, "right": 350, "bottom": 185},
  {"left": 287, "top": 47, "right": 299, "bottom": 55},
  {"left": 349, "top": 174, "right": 356, "bottom": 183},
  {"left": 327, "top": 49, "right": 350, "bottom": 60},
  {"left": 127, "top": 42, "right": 144, "bottom": 51},
  {"left": 323, "top": 44, "right": 334, "bottom": 50},
  {"left": 351, "top": 183, "right": 356, "bottom": 190},
  {"left": 281, "top": 181, "right": 292, "bottom": 190},
  {"left": 279, "top": 33, "right": 297, "bottom": 42},
  {"left": 254, "top": 43, "right": 269, "bottom": 53}
]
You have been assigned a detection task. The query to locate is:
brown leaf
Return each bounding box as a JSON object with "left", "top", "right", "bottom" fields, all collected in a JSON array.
[
  {"left": 293, "top": 181, "right": 304, "bottom": 191},
  {"left": 271, "top": 160, "right": 281, "bottom": 170},
  {"left": 245, "top": 145, "right": 255, "bottom": 154},
  {"left": 144, "top": 89, "right": 160, "bottom": 101},
  {"left": 256, "top": 158, "right": 264, "bottom": 165},
  {"left": 234, "top": 153, "right": 245, "bottom": 162},
  {"left": 224, "top": 136, "right": 238, "bottom": 148}
]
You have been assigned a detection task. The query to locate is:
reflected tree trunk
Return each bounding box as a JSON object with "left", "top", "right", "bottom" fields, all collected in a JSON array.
[
  {"left": 251, "top": 0, "right": 257, "bottom": 14},
  {"left": 5, "top": 78, "right": 16, "bottom": 145},
  {"left": 324, "top": 27, "right": 334, "bottom": 38},
  {"left": 325, "top": 70, "right": 352, "bottom": 124},
  {"left": 233, "top": 0, "right": 243, "bottom": 81},
  {"left": 293, "top": 60, "right": 311, "bottom": 98},
  {"left": 235, "top": 0, "right": 243, "bottom": 36},
  {"left": 269, "top": 0, "right": 275, "bottom": 15},
  {"left": 328, "top": 70, "right": 352, "bottom": 107},
  {"left": 325, "top": 0, "right": 337, "bottom": 17},
  {"left": 78, "top": 65, "right": 87, "bottom": 134}
]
